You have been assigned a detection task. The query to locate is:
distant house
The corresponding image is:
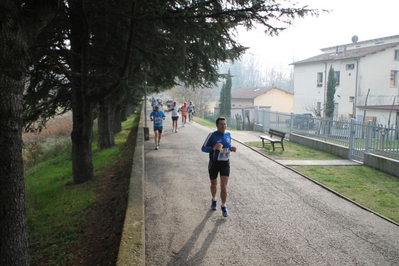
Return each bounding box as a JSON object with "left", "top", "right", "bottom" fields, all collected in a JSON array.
[
  {"left": 231, "top": 86, "right": 294, "bottom": 113},
  {"left": 291, "top": 34, "right": 399, "bottom": 126}
]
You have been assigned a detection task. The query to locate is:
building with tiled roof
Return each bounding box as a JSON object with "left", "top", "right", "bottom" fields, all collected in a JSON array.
[
  {"left": 291, "top": 34, "right": 399, "bottom": 125},
  {"left": 231, "top": 86, "right": 293, "bottom": 113}
]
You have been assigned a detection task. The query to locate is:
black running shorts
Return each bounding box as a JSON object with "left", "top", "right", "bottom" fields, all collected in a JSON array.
[
  {"left": 208, "top": 160, "right": 230, "bottom": 179},
  {"left": 153, "top": 126, "right": 163, "bottom": 133}
]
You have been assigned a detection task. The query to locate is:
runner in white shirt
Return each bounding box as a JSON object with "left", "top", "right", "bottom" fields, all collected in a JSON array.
[
  {"left": 166, "top": 101, "right": 180, "bottom": 132},
  {"left": 188, "top": 101, "right": 195, "bottom": 122}
]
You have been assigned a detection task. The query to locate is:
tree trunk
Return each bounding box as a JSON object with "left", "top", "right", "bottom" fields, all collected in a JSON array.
[
  {"left": 97, "top": 97, "right": 115, "bottom": 150},
  {"left": 97, "top": 86, "right": 126, "bottom": 149},
  {"left": 0, "top": 15, "right": 30, "bottom": 265},
  {"left": 121, "top": 105, "right": 128, "bottom": 121},
  {"left": 71, "top": 92, "right": 94, "bottom": 184},
  {"left": 69, "top": 0, "right": 94, "bottom": 184},
  {"left": 114, "top": 104, "right": 122, "bottom": 134}
]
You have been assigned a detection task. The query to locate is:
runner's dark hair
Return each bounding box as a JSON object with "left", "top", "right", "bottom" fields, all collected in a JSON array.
[{"left": 216, "top": 117, "right": 226, "bottom": 126}]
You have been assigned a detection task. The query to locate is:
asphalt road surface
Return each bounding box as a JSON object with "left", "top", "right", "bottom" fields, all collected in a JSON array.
[{"left": 144, "top": 114, "right": 399, "bottom": 266}]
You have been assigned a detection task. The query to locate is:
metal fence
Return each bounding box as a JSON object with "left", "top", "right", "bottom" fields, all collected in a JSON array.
[{"left": 204, "top": 108, "right": 399, "bottom": 162}]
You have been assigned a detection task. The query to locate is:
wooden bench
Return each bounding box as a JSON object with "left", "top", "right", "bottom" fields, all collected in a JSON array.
[{"left": 259, "top": 129, "right": 286, "bottom": 151}]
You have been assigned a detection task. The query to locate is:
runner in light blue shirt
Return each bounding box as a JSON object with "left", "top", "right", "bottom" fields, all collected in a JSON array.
[{"left": 150, "top": 105, "right": 166, "bottom": 150}]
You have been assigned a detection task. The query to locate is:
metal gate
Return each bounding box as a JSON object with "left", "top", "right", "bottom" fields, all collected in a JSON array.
[{"left": 349, "top": 119, "right": 365, "bottom": 162}]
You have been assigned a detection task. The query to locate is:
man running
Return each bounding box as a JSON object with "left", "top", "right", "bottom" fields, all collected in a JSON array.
[
  {"left": 150, "top": 105, "right": 166, "bottom": 150},
  {"left": 201, "top": 117, "right": 237, "bottom": 217},
  {"left": 188, "top": 101, "right": 195, "bottom": 122},
  {"left": 151, "top": 97, "right": 159, "bottom": 111}
]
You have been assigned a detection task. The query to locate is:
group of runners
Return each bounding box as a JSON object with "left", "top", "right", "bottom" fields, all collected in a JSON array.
[
  {"left": 149, "top": 100, "right": 237, "bottom": 218},
  {"left": 149, "top": 100, "right": 196, "bottom": 149}
]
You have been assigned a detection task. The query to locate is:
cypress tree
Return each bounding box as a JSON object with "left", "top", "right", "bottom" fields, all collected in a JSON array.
[
  {"left": 225, "top": 69, "right": 232, "bottom": 118},
  {"left": 326, "top": 65, "right": 337, "bottom": 118},
  {"left": 219, "top": 82, "right": 227, "bottom": 116}
]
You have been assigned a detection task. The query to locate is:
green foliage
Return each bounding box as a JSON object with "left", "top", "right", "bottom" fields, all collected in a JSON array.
[
  {"left": 218, "top": 69, "right": 233, "bottom": 118},
  {"left": 225, "top": 69, "right": 232, "bottom": 118},
  {"left": 325, "top": 65, "right": 337, "bottom": 118},
  {"left": 25, "top": 113, "right": 139, "bottom": 264}
]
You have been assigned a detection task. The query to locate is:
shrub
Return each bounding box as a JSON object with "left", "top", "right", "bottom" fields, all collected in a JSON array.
[{"left": 23, "top": 141, "right": 44, "bottom": 167}]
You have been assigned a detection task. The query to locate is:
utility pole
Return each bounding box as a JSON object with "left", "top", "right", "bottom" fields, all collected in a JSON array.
[{"left": 141, "top": 62, "right": 150, "bottom": 140}]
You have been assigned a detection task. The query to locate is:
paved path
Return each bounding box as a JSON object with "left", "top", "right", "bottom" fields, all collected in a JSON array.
[{"left": 142, "top": 109, "right": 399, "bottom": 266}]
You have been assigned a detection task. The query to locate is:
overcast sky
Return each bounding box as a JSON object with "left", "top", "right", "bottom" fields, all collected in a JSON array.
[{"left": 237, "top": 0, "right": 398, "bottom": 68}]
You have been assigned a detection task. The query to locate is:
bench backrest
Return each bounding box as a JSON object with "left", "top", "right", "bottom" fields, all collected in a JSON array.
[{"left": 268, "top": 129, "right": 286, "bottom": 139}]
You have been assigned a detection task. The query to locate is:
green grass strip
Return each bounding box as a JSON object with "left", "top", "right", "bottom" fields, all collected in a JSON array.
[{"left": 26, "top": 109, "right": 140, "bottom": 265}]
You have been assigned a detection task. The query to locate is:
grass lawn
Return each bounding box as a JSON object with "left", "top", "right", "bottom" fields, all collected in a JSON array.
[
  {"left": 245, "top": 140, "right": 399, "bottom": 223},
  {"left": 291, "top": 165, "right": 399, "bottom": 223}
]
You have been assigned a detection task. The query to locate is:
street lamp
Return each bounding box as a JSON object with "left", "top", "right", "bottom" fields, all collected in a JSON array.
[{"left": 140, "top": 62, "right": 150, "bottom": 140}]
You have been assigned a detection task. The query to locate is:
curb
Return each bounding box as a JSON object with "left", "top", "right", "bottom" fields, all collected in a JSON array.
[{"left": 117, "top": 102, "right": 146, "bottom": 265}]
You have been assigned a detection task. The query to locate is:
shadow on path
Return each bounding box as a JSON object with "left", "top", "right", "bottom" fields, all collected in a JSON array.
[{"left": 166, "top": 211, "right": 226, "bottom": 266}]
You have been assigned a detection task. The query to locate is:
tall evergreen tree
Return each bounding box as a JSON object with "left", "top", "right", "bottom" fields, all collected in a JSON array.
[
  {"left": 325, "top": 65, "right": 337, "bottom": 118},
  {"left": 219, "top": 82, "right": 227, "bottom": 116},
  {"left": 225, "top": 69, "right": 232, "bottom": 118},
  {"left": 218, "top": 69, "right": 233, "bottom": 117}
]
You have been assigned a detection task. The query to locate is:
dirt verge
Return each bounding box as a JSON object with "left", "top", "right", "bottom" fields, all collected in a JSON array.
[{"left": 68, "top": 127, "right": 137, "bottom": 266}]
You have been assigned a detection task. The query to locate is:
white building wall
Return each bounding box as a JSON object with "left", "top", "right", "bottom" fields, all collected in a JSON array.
[
  {"left": 356, "top": 49, "right": 399, "bottom": 108},
  {"left": 293, "top": 63, "right": 326, "bottom": 115},
  {"left": 332, "top": 59, "right": 358, "bottom": 119},
  {"left": 293, "top": 40, "right": 399, "bottom": 124}
]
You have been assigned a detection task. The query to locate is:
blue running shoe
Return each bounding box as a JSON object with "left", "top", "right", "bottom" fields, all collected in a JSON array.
[
  {"left": 221, "top": 206, "right": 229, "bottom": 217},
  {"left": 211, "top": 200, "right": 217, "bottom": 210}
]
